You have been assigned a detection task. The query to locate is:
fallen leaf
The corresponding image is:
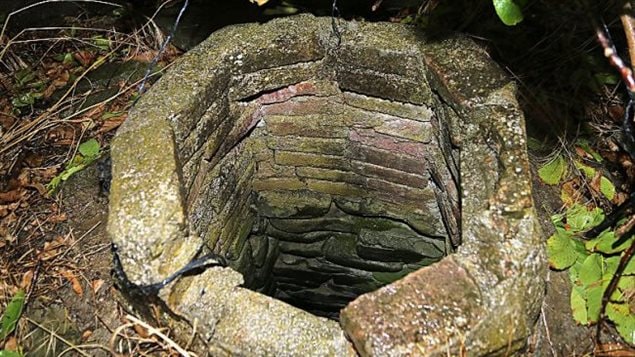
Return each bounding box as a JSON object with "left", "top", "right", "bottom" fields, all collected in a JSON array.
[
  {"left": 29, "top": 182, "right": 47, "bottom": 196},
  {"left": 20, "top": 270, "right": 34, "bottom": 290},
  {"left": 98, "top": 113, "right": 126, "bottom": 133},
  {"left": 81, "top": 329, "right": 93, "bottom": 340},
  {"left": 3, "top": 336, "right": 18, "bottom": 351},
  {"left": 46, "top": 126, "right": 76, "bottom": 146},
  {"left": 48, "top": 212, "right": 67, "bottom": 223},
  {"left": 17, "top": 169, "right": 30, "bottom": 187},
  {"left": 127, "top": 50, "right": 158, "bottom": 63},
  {"left": 590, "top": 171, "right": 603, "bottom": 195},
  {"left": 91, "top": 279, "right": 104, "bottom": 294},
  {"left": 42, "top": 82, "right": 57, "bottom": 99},
  {"left": 39, "top": 236, "right": 66, "bottom": 260},
  {"left": 60, "top": 269, "right": 83, "bottom": 297},
  {"left": 132, "top": 323, "right": 149, "bottom": 338},
  {"left": 575, "top": 146, "right": 591, "bottom": 160},
  {"left": 73, "top": 50, "right": 94, "bottom": 67},
  {"left": 0, "top": 112, "right": 16, "bottom": 130},
  {"left": 34, "top": 167, "right": 59, "bottom": 181},
  {"left": 0, "top": 189, "right": 25, "bottom": 204}
]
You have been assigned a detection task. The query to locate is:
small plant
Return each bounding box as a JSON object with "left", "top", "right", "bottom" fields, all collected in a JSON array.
[
  {"left": 47, "top": 139, "right": 101, "bottom": 195},
  {"left": 540, "top": 151, "right": 635, "bottom": 344},
  {"left": 547, "top": 205, "right": 635, "bottom": 343},
  {"left": 0, "top": 290, "right": 25, "bottom": 357}
]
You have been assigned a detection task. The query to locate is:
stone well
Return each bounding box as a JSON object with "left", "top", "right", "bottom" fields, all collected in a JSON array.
[{"left": 108, "top": 14, "right": 545, "bottom": 356}]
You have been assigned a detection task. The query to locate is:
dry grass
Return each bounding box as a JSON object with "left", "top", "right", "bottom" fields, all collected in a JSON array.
[{"left": 0, "top": 1, "right": 184, "bottom": 355}]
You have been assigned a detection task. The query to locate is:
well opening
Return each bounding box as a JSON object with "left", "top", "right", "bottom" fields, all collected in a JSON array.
[{"left": 184, "top": 82, "right": 459, "bottom": 318}]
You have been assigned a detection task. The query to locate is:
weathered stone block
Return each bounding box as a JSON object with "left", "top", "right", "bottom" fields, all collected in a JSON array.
[
  {"left": 306, "top": 179, "right": 367, "bottom": 198},
  {"left": 336, "top": 68, "right": 429, "bottom": 105},
  {"left": 323, "top": 234, "right": 404, "bottom": 272},
  {"left": 254, "top": 161, "right": 296, "bottom": 179},
  {"left": 275, "top": 150, "right": 350, "bottom": 170},
  {"left": 252, "top": 177, "right": 306, "bottom": 191},
  {"left": 296, "top": 167, "right": 365, "bottom": 185},
  {"left": 347, "top": 143, "right": 424, "bottom": 175},
  {"left": 266, "top": 115, "right": 350, "bottom": 138},
  {"left": 278, "top": 240, "right": 325, "bottom": 258},
  {"left": 342, "top": 91, "right": 434, "bottom": 122},
  {"left": 349, "top": 128, "right": 429, "bottom": 159},
  {"left": 262, "top": 96, "right": 346, "bottom": 116},
  {"left": 350, "top": 159, "right": 427, "bottom": 188},
  {"left": 255, "top": 190, "right": 332, "bottom": 218},
  {"left": 267, "top": 136, "right": 348, "bottom": 156},
  {"left": 228, "top": 63, "right": 329, "bottom": 102}
]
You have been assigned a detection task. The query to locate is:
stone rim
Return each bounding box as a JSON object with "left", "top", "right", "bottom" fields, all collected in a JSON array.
[{"left": 108, "top": 14, "right": 544, "bottom": 356}]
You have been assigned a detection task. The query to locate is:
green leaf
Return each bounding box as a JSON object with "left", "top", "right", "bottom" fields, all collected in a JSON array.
[
  {"left": 606, "top": 302, "right": 635, "bottom": 344},
  {"left": 11, "top": 93, "right": 35, "bottom": 108},
  {"left": 0, "top": 290, "right": 25, "bottom": 340},
  {"left": 599, "top": 176, "right": 616, "bottom": 200},
  {"left": 46, "top": 175, "right": 62, "bottom": 194},
  {"left": 14, "top": 69, "right": 35, "bottom": 88},
  {"left": 101, "top": 111, "right": 124, "bottom": 120},
  {"left": 78, "top": 139, "right": 100, "bottom": 159},
  {"left": 47, "top": 139, "right": 101, "bottom": 195},
  {"left": 576, "top": 139, "right": 603, "bottom": 162},
  {"left": 62, "top": 52, "right": 74, "bottom": 66},
  {"left": 578, "top": 253, "right": 602, "bottom": 286},
  {"left": 604, "top": 255, "right": 620, "bottom": 277},
  {"left": 0, "top": 350, "right": 23, "bottom": 357},
  {"left": 594, "top": 72, "right": 620, "bottom": 86},
  {"left": 91, "top": 36, "right": 111, "bottom": 51},
  {"left": 624, "top": 253, "right": 635, "bottom": 275},
  {"left": 550, "top": 211, "right": 566, "bottom": 227},
  {"left": 493, "top": 0, "right": 524, "bottom": 26},
  {"left": 585, "top": 283, "right": 605, "bottom": 323},
  {"left": 59, "top": 164, "right": 85, "bottom": 181},
  {"left": 574, "top": 161, "right": 595, "bottom": 178},
  {"left": 587, "top": 229, "right": 632, "bottom": 254},
  {"left": 566, "top": 204, "right": 604, "bottom": 232},
  {"left": 538, "top": 155, "right": 566, "bottom": 185},
  {"left": 547, "top": 229, "right": 578, "bottom": 270},
  {"left": 570, "top": 285, "right": 588, "bottom": 324}
]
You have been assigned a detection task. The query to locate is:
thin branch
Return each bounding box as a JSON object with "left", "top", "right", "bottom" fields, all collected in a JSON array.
[
  {"left": 124, "top": 314, "right": 194, "bottom": 357},
  {"left": 620, "top": 1, "right": 635, "bottom": 68}
]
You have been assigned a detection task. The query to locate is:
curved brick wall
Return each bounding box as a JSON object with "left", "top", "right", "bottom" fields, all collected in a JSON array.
[{"left": 184, "top": 78, "right": 457, "bottom": 318}]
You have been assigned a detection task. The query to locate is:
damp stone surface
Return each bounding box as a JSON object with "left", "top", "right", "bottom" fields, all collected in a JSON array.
[{"left": 108, "top": 14, "right": 545, "bottom": 356}]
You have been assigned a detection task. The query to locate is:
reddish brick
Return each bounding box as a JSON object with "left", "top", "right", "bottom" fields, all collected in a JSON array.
[
  {"left": 350, "top": 160, "right": 427, "bottom": 188},
  {"left": 347, "top": 144, "right": 424, "bottom": 175},
  {"left": 349, "top": 128, "right": 427, "bottom": 159}
]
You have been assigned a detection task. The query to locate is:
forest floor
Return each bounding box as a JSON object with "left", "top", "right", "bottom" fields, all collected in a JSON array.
[{"left": 0, "top": 1, "right": 634, "bottom": 356}]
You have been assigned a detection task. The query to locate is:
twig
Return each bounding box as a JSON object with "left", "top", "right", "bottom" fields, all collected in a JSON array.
[
  {"left": 124, "top": 314, "right": 193, "bottom": 357},
  {"left": 136, "top": 0, "right": 189, "bottom": 96},
  {"left": 109, "top": 321, "right": 135, "bottom": 355}
]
